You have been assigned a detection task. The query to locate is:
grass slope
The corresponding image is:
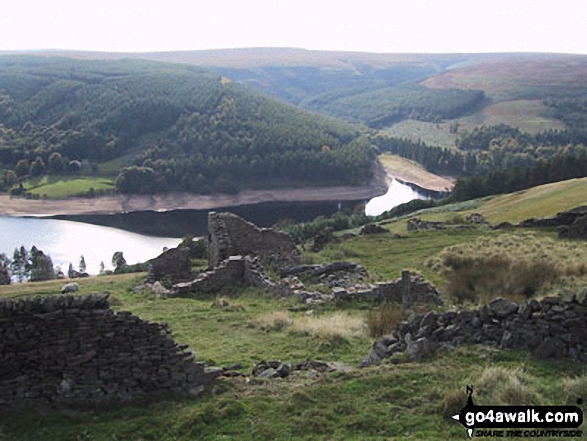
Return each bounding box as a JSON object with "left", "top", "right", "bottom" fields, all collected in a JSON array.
[{"left": 472, "top": 177, "right": 587, "bottom": 224}]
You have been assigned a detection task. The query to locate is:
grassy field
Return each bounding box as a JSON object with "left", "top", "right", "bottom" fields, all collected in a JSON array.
[
  {"left": 458, "top": 99, "right": 565, "bottom": 134},
  {"left": 23, "top": 175, "right": 116, "bottom": 198},
  {"left": 383, "top": 120, "right": 460, "bottom": 150},
  {"left": 382, "top": 100, "right": 565, "bottom": 150},
  {"left": 1, "top": 178, "right": 587, "bottom": 440}
]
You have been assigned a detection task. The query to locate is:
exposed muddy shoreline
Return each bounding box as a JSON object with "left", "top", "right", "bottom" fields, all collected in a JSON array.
[{"left": 0, "top": 176, "right": 388, "bottom": 218}]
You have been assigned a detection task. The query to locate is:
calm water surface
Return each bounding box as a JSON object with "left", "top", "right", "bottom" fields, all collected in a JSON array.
[
  {"left": 364, "top": 179, "right": 430, "bottom": 216},
  {"left": 0, "top": 216, "right": 180, "bottom": 275}
]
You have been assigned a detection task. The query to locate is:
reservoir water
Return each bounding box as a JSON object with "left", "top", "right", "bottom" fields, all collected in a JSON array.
[
  {"left": 0, "top": 216, "right": 180, "bottom": 275},
  {"left": 0, "top": 179, "right": 433, "bottom": 275},
  {"left": 364, "top": 178, "right": 430, "bottom": 216}
]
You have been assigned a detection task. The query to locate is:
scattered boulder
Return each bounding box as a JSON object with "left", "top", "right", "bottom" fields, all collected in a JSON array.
[
  {"left": 407, "top": 337, "right": 432, "bottom": 361},
  {"left": 253, "top": 359, "right": 351, "bottom": 379},
  {"left": 149, "top": 281, "right": 171, "bottom": 297},
  {"left": 465, "top": 213, "right": 489, "bottom": 225},
  {"left": 488, "top": 297, "right": 518, "bottom": 318},
  {"left": 281, "top": 261, "right": 366, "bottom": 279},
  {"left": 61, "top": 282, "right": 79, "bottom": 294},
  {"left": 360, "top": 223, "right": 387, "bottom": 235}
]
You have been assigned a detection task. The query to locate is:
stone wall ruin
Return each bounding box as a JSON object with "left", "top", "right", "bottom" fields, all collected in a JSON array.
[
  {"left": 362, "top": 292, "right": 587, "bottom": 366},
  {"left": 0, "top": 293, "right": 218, "bottom": 406},
  {"left": 207, "top": 212, "right": 300, "bottom": 268}
]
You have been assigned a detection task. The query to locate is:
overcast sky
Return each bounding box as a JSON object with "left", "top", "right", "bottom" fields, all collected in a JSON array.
[{"left": 1, "top": 0, "right": 586, "bottom": 54}]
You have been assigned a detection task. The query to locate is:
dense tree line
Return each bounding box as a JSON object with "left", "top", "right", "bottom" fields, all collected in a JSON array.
[
  {"left": 456, "top": 123, "right": 587, "bottom": 152},
  {"left": 320, "top": 86, "right": 485, "bottom": 128},
  {"left": 0, "top": 56, "right": 371, "bottom": 194},
  {"left": 372, "top": 124, "right": 587, "bottom": 184},
  {"left": 370, "top": 135, "right": 468, "bottom": 175},
  {"left": 544, "top": 95, "right": 587, "bottom": 130},
  {"left": 451, "top": 150, "right": 587, "bottom": 201}
]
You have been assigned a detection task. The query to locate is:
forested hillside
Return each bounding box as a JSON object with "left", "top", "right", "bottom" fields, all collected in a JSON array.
[
  {"left": 0, "top": 56, "right": 371, "bottom": 195},
  {"left": 316, "top": 85, "right": 484, "bottom": 128}
]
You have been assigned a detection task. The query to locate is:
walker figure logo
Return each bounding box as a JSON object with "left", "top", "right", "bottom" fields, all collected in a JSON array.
[{"left": 451, "top": 386, "right": 583, "bottom": 438}]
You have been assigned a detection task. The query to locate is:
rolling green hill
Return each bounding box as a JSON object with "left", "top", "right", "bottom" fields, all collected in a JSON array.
[{"left": 0, "top": 56, "right": 371, "bottom": 195}]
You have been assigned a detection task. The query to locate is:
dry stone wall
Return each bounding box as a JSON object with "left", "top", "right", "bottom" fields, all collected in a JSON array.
[
  {"left": 362, "top": 291, "right": 587, "bottom": 366},
  {"left": 0, "top": 293, "right": 217, "bottom": 406}
]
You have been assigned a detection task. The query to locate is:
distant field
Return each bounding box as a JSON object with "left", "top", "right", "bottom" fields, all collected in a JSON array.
[
  {"left": 458, "top": 99, "right": 566, "bottom": 134},
  {"left": 382, "top": 120, "right": 459, "bottom": 149},
  {"left": 24, "top": 176, "right": 116, "bottom": 199},
  {"left": 378, "top": 154, "right": 454, "bottom": 192},
  {"left": 382, "top": 99, "right": 566, "bottom": 150}
]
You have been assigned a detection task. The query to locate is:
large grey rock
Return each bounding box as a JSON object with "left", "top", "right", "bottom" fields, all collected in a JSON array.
[
  {"left": 60, "top": 282, "right": 79, "bottom": 294},
  {"left": 533, "top": 338, "right": 567, "bottom": 359},
  {"left": 407, "top": 337, "right": 431, "bottom": 361},
  {"left": 489, "top": 297, "right": 518, "bottom": 318},
  {"left": 150, "top": 281, "right": 170, "bottom": 297}
]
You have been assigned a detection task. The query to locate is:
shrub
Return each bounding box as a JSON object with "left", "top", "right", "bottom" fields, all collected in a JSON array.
[{"left": 365, "top": 303, "right": 408, "bottom": 338}]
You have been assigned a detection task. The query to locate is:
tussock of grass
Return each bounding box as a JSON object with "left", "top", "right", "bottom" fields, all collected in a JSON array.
[
  {"left": 291, "top": 312, "right": 366, "bottom": 345},
  {"left": 428, "top": 232, "right": 587, "bottom": 303},
  {"left": 561, "top": 373, "right": 587, "bottom": 405},
  {"left": 365, "top": 303, "right": 408, "bottom": 338},
  {"left": 476, "top": 366, "right": 543, "bottom": 405},
  {"left": 254, "top": 311, "right": 293, "bottom": 331}
]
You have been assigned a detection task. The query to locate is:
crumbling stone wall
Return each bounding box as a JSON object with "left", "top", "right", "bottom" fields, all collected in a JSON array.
[
  {"left": 332, "top": 274, "right": 442, "bottom": 305},
  {"left": 0, "top": 293, "right": 216, "bottom": 406},
  {"left": 147, "top": 247, "right": 192, "bottom": 285},
  {"left": 172, "top": 256, "right": 277, "bottom": 298},
  {"left": 362, "top": 292, "right": 587, "bottom": 366},
  {"left": 519, "top": 205, "right": 587, "bottom": 239},
  {"left": 207, "top": 212, "right": 300, "bottom": 268}
]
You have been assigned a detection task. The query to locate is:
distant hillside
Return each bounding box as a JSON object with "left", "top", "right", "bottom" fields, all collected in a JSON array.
[
  {"left": 21, "top": 49, "right": 587, "bottom": 136},
  {"left": 0, "top": 56, "right": 372, "bottom": 195},
  {"left": 18, "top": 49, "right": 481, "bottom": 125}
]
